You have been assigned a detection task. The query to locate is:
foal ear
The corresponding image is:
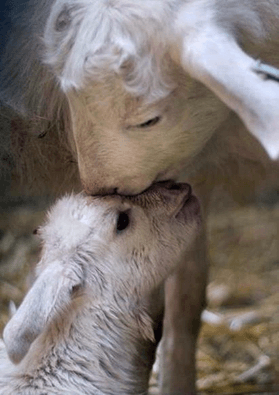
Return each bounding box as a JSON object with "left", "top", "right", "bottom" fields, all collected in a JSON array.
[
  {"left": 174, "top": 8, "right": 279, "bottom": 160},
  {"left": 3, "top": 261, "right": 84, "bottom": 364}
]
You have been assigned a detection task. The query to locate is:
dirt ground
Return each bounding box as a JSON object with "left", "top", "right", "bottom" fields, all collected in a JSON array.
[{"left": 0, "top": 184, "right": 278, "bottom": 395}]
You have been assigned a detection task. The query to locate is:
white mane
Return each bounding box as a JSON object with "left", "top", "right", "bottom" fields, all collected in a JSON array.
[{"left": 44, "top": 0, "right": 179, "bottom": 100}]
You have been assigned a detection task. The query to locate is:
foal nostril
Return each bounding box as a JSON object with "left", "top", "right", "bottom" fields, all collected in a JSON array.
[
  {"left": 182, "top": 183, "right": 192, "bottom": 196},
  {"left": 168, "top": 182, "right": 182, "bottom": 191},
  {"left": 100, "top": 187, "right": 119, "bottom": 196},
  {"left": 156, "top": 180, "right": 177, "bottom": 190},
  {"left": 153, "top": 181, "right": 192, "bottom": 199},
  {"left": 156, "top": 180, "right": 191, "bottom": 192},
  {"left": 85, "top": 186, "right": 119, "bottom": 196}
]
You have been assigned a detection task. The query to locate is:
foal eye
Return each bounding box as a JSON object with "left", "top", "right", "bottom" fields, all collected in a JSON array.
[
  {"left": 137, "top": 116, "right": 161, "bottom": 128},
  {"left": 116, "top": 211, "right": 130, "bottom": 233}
]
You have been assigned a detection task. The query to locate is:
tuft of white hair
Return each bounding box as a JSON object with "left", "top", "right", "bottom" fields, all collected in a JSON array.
[{"left": 44, "top": 0, "right": 179, "bottom": 101}]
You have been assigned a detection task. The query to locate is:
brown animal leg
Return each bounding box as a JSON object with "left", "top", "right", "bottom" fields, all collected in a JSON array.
[{"left": 160, "top": 226, "right": 208, "bottom": 395}]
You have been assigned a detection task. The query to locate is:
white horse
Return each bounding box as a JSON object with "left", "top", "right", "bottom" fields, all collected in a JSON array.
[
  {"left": 0, "top": 1, "right": 278, "bottom": 393},
  {"left": 0, "top": 182, "right": 200, "bottom": 394}
]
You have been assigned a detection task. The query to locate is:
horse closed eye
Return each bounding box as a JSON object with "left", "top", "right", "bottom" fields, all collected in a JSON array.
[
  {"left": 116, "top": 212, "right": 130, "bottom": 232},
  {"left": 137, "top": 116, "right": 161, "bottom": 128}
]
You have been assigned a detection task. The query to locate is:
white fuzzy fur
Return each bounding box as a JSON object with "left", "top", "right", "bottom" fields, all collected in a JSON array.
[
  {"left": 42, "top": 0, "right": 279, "bottom": 159},
  {"left": 44, "top": 0, "right": 179, "bottom": 100},
  {"left": 1, "top": 1, "right": 279, "bottom": 393},
  {"left": 0, "top": 186, "right": 200, "bottom": 394},
  {"left": 1, "top": 1, "right": 278, "bottom": 197},
  {"left": 175, "top": 0, "right": 279, "bottom": 159}
]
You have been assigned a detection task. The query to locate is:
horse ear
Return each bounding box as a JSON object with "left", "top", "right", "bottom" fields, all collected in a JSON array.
[
  {"left": 174, "top": 6, "right": 279, "bottom": 160},
  {"left": 3, "top": 260, "right": 84, "bottom": 364}
]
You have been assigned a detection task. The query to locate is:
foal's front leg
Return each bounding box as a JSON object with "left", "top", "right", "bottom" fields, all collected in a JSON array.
[{"left": 174, "top": 0, "right": 279, "bottom": 160}]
